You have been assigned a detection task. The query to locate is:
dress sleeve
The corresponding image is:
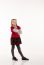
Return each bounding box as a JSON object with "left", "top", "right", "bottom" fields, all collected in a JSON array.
[
  {"left": 10, "top": 27, "right": 19, "bottom": 33},
  {"left": 10, "top": 27, "right": 14, "bottom": 32},
  {"left": 17, "top": 25, "right": 21, "bottom": 29},
  {"left": 17, "top": 25, "right": 22, "bottom": 34}
]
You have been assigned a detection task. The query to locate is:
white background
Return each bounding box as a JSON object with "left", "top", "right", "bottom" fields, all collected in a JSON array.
[{"left": 0, "top": 0, "right": 44, "bottom": 65}]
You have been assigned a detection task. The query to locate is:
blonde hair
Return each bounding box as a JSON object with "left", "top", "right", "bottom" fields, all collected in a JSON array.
[{"left": 11, "top": 19, "right": 17, "bottom": 26}]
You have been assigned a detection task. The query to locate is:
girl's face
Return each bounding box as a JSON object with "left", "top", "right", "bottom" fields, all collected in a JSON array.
[{"left": 11, "top": 19, "right": 17, "bottom": 27}]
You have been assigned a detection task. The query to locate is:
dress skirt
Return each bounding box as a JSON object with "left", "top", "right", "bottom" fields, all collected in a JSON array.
[{"left": 10, "top": 37, "right": 22, "bottom": 46}]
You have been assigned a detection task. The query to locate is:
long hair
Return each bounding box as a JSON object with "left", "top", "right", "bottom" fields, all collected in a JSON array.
[{"left": 11, "top": 19, "right": 17, "bottom": 27}]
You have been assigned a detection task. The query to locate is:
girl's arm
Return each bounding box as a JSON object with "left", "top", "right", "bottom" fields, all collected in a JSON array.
[
  {"left": 11, "top": 26, "right": 22, "bottom": 34},
  {"left": 13, "top": 28, "right": 22, "bottom": 34},
  {"left": 11, "top": 27, "right": 19, "bottom": 33},
  {"left": 13, "top": 28, "right": 19, "bottom": 32}
]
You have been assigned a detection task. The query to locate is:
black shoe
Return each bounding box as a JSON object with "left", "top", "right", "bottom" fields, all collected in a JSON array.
[
  {"left": 12, "top": 57, "right": 18, "bottom": 61},
  {"left": 22, "top": 57, "right": 29, "bottom": 60}
]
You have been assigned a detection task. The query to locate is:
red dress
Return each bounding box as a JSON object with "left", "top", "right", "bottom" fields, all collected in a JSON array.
[{"left": 10, "top": 25, "right": 22, "bottom": 45}]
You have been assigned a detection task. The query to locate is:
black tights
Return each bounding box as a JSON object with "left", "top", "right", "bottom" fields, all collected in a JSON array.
[{"left": 11, "top": 44, "right": 24, "bottom": 58}]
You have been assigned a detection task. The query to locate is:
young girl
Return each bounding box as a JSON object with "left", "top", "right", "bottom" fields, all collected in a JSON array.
[{"left": 10, "top": 19, "right": 29, "bottom": 61}]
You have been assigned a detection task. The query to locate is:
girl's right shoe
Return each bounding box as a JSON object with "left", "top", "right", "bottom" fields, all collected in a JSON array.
[
  {"left": 12, "top": 57, "right": 18, "bottom": 61},
  {"left": 22, "top": 57, "right": 29, "bottom": 60}
]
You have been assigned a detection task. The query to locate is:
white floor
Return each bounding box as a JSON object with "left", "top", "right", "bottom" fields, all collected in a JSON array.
[
  {"left": 0, "top": 54, "right": 44, "bottom": 65},
  {"left": 0, "top": 44, "right": 44, "bottom": 65}
]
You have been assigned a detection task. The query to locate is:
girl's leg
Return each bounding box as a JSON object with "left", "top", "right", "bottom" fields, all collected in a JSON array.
[
  {"left": 16, "top": 44, "right": 29, "bottom": 60},
  {"left": 11, "top": 45, "right": 15, "bottom": 58},
  {"left": 16, "top": 45, "right": 24, "bottom": 58},
  {"left": 11, "top": 45, "right": 18, "bottom": 61}
]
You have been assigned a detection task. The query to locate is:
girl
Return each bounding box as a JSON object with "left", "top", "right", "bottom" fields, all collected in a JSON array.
[{"left": 10, "top": 19, "right": 29, "bottom": 61}]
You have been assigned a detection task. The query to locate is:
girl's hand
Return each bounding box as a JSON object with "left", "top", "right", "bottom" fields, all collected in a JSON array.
[
  {"left": 18, "top": 29, "right": 22, "bottom": 34},
  {"left": 13, "top": 28, "right": 19, "bottom": 32}
]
